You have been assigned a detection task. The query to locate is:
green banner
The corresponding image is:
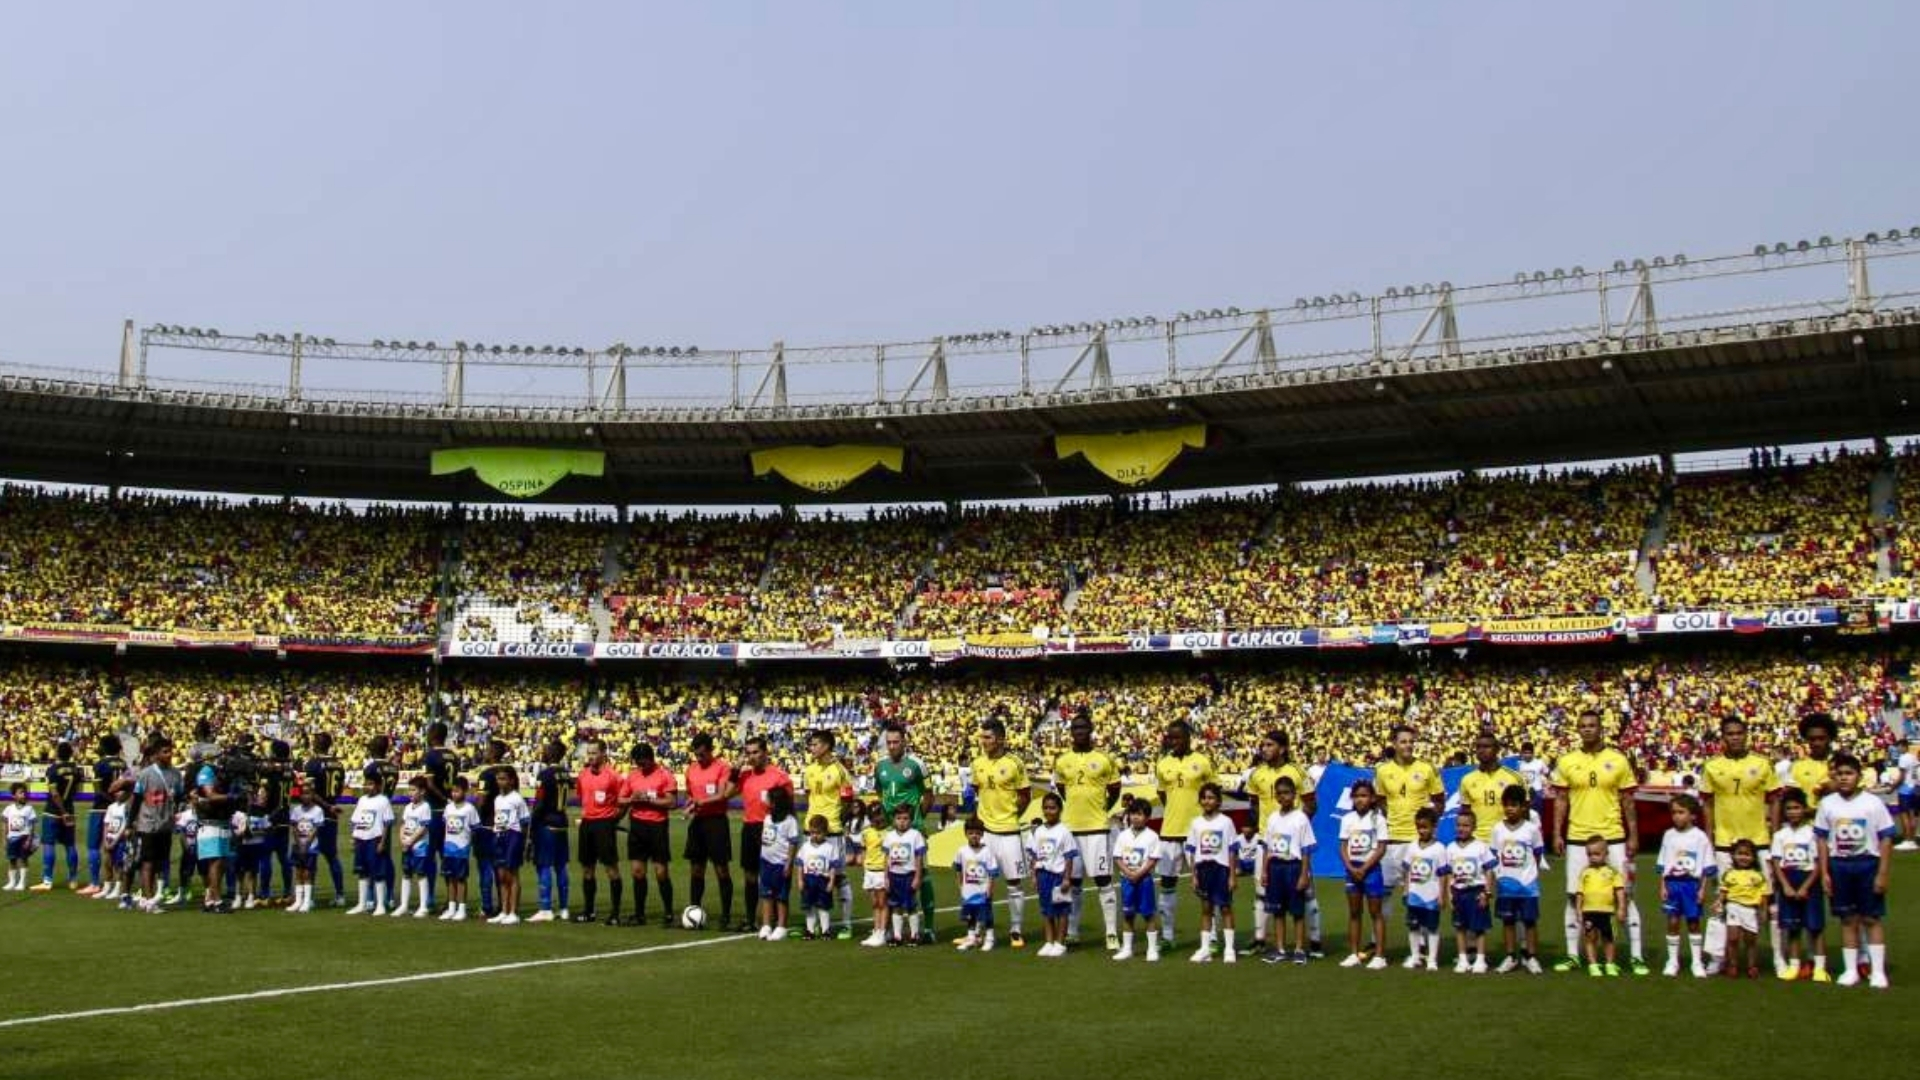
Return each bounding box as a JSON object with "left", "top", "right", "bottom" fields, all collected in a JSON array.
[{"left": 430, "top": 447, "right": 605, "bottom": 498}]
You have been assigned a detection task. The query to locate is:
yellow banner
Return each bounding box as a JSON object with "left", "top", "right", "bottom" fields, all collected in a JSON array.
[
  {"left": 431, "top": 447, "right": 605, "bottom": 498},
  {"left": 1055, "top": 424, "right": 1204, "bottom": 486},
  {"left": 750, "top": 445, "right": 904, "bottom": 493},
  {"left": 1482, "top": 615, "right": 1615, "bottom": 634},
  {"left": 965, "top": 631, "right": 1046, "bottom": 649}
]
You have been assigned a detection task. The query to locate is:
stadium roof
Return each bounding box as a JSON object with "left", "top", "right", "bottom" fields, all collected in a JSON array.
[{"left": 5, "top": 240, "right": 1920, "bottom": 504}]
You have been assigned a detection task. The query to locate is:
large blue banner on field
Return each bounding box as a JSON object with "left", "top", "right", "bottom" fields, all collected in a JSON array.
[{"left": 1308, "top": 760, "right": 1510, "bottom": 878}]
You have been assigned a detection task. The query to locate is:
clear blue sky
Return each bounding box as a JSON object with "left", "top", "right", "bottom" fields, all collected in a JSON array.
[{"left": 3, "top": 1, "right": 1916, "bottom": 389}]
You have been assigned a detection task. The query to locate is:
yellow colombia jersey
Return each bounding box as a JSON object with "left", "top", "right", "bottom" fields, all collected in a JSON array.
[
  {"left": 1721, "top": 866, "right": 1771, "bottom": 908},
  {"left": 1551, "top": 748, "right": 1636, "bottom": 843},
  {"left": 860, "top": 823, "right": 888, "bottom": 872},
  {"left": 1579, "top": 865, "right": 1625, "bottom": 913},
  {"left": 802, "top": 760, "right": 853, "bottom": 836},
  {"left": 1701, "top": 754, "right": 1781, "bottom": 847},
  {"left": 1456, "top": 766, "right": 1523, "bottom": 842},
  {"left": 1246, "top": 763, "right": 1310, "bottom": 814},
  {"left": 971, "top": 753, "right": 1029, "bottom": 833},
  {"left": 1155, "top": 752, "right": 1216, "bottom": 840},
  {"left": 1789, "top": 757, "right": 1831, "bottom": 799},
  {"left": 1053, "top": 749, "right": 1120, "bottom": 833},
  {"left": 1374, "top": 758, "right": 1444, "bottom": 841}
]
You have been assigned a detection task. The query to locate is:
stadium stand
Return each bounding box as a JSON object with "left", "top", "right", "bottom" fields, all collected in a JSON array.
[
  {"left": 610, "top": 512, "right": 783, "bottom": 642},
  {"left": 0, "top": 485, "right": 439, "bottom": 639},
  {"left": 4, "top": 644, "right": 1905, "bottom": 780},
  {"left": 450, "top": 510, "right": 609, "bottom": 644},
  {"left": 1654, "top": 450, "right": 1880, "bottom": 609}
]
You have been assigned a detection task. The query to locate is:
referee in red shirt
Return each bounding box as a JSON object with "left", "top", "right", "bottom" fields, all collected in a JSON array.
[
  {"left": 733, "top": 737, "right": 795, "bottom": 934},
  {"left": 682, "top": 733, "right": 736, "bottom": 928},
  {"left": 574, "top": 740, "right": 624, "bottom": 925}
]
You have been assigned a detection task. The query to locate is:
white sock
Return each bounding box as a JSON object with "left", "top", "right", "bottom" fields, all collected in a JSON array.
[
  {"left": 1067, "top": 882, "right": 1083, "bottom": 938},
  {"left": 1626, "top": 902, "right": 1643, "bottom": 962},
  {"left": 1200, "top": 928, "right": 1214, "bottom": 951},
  {"left": 1307, "top": 896, "right": 1322, "bottom": 941},
  {"left": 1667, "top": 934, "right": 1680, "bottom": 960},
  {"left": 909, "top": 912, "right": 922, "bottom": 939},
  {"left": 375, "top": 881, "right": 389, "bottom": 912},
  {"left": 1122, "top": 930, "right": 1134, "bottom": 951},
  {"left": 1006, "top": 884, "right": 1024, "bottom": 934},
  {"left": 1690, "top": 933, "right": 1705, "bottom": 960},
  {"left": 1098, "top": 885, "right": 1118, "bottom": 936},
  {"left": 1221, "top": 928, "right": 1234, "bottom": 954},
  {"left": 838, "top": 879, "right": 854, "bottom": 929},
  {"left": 1428, "top": 931, "right": 1441, "bottom": 966},
  {"left": 358, "top": 880, "right": 372, "bottom": 908},
  {"left": 397, "top": 878, "right": 412, "bottom": 913},
  {"left": 1843, "top": 945, "right": 1859, "bottom": 972},
  {"left": 1771, "top": 917, "right": 1786, "bottom": 967},
  {"left": 1159, "top": 886, "right": 1178, "bottom": 941},
  {"left": 890, "top": 913, "right": 903, "bottom": 940},
  {"left": 1565, "top": 904, "right": 1583, "bottom": 957},
  {"left": 1254, "top": 907, "right": 1270, "bottom": 944},
  {"left": 1868, "top": 944, "right": 1887, "bottom": 977}
]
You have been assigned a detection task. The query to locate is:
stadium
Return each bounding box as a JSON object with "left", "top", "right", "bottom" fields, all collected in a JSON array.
[{"left": 3, "top": 7, "right": 1918, "bottom": 1079}]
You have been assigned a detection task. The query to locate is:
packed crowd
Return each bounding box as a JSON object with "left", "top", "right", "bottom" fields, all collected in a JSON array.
[
  {"left": 908, "top": 504, "right": 1091, "bottom": 636},
  {"left": 738, "top": 509, "right": 946, "bottom": 642},
  {"left": 1655, "top": 450, "right": 1880, "bottom": 609},
  {"left": 611, "top": 512, "right": 783, "bottom": 641},
  {"left": 4, "top": 645, "right": 1910, "bottom": 782},
  {"left": 1420, "top": 467, "right": 1661, "bottom": 620},
  {"left": 0, "top": 655, "right": 424, "bottom": 765},
  {"left": 0, "top": 486, "right": 440, "bottom": 639},
  {"left": 2, "top": 453, "right": 1910, "bottom": 647},
  {"left": 1878, "top": 443, "right": 1920, "bottom": 597},
  {"left": 451, "top": 511, "right": 611, "bottom": 642}
]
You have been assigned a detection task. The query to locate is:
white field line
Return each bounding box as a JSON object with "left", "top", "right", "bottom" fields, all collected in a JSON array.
[{"left": 0, "top": 903, "right": 968, "bottom": 1030}]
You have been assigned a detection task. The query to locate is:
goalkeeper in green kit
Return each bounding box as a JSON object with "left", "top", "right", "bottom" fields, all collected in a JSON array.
[{"left": 874, "top": 721, "right": 937, "bottom": 942}]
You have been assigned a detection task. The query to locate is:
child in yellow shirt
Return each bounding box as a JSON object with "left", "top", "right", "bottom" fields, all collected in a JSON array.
[
  {"left": 1577, "top": 835, "right": 1627, "bottom": 977},
  {"left": 1717, "top": 839, "right": 1773, "bottom": 979}
]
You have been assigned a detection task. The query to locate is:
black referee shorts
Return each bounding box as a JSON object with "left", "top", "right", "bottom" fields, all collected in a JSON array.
[
  {"left": 626, "top": 820, "right": 671, "bottom": 865},
  {"left": 578, "top": 819, "right": 619, "bottom": 867},
  {"left": 683, "top": 816, "right": 732, "bottom": 866},
  {"left": 738, "top": 822, "right": 764, "bottom": 873}
]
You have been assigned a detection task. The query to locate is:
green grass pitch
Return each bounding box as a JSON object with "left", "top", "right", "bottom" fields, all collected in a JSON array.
[{"left": 1, "top": 819, "right": 1910, "bottom": 1079}]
